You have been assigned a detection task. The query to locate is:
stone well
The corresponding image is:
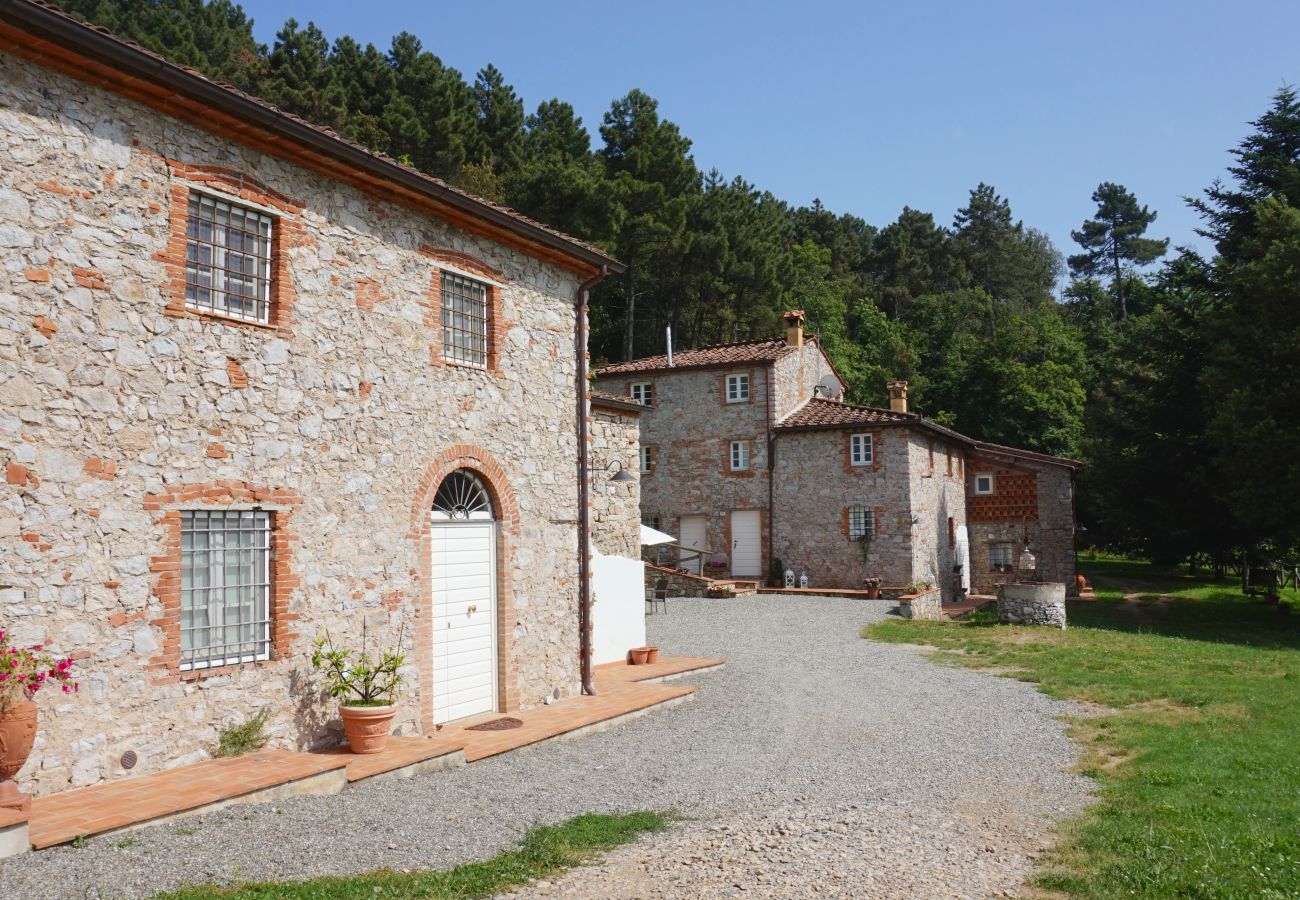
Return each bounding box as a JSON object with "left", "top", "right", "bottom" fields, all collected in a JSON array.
[{"left": 997, "top": 582, "right": 1067, "bottom": 629}]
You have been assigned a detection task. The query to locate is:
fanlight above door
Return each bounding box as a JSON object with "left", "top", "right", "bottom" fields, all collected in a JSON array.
[{"left": 431, "top": 469, "right": 495, "bottom": 521}]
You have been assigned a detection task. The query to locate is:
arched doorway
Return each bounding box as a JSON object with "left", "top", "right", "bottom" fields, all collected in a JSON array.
[{"left": 430, "top": 469, "right": 499, "bottom": 724}]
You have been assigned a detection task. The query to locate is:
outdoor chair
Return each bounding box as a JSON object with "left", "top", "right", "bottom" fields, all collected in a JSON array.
[{"left": 646, "top": 576, "right": 669, "bottom": 615}]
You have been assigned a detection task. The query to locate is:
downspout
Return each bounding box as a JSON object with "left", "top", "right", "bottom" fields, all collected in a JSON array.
[
  {"left": 576, "top": 265, "right": 609, "bottom": 696},
  {"left": 766, "top": 363, "right": 777, "bottom": 588}
]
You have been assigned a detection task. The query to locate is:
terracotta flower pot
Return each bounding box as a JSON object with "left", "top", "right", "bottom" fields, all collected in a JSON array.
[
  {"left": 644, "top": 646, "right": 659, "bottom": 664},
  {"left": 338, "top": 703, "right": 396, "bottom": 754},
  {"left": 0, "top": 700, "right": 38, "bottom": 811},
  {"left": 628, "top": 647, "right": 651, "bottom": 665}
]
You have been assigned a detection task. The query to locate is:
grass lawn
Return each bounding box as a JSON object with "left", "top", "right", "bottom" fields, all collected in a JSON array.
[
  {"left": 867, "top": 558, "right": 1300, "bottom": 898},
  {"left": 155, "top": 812, "right": 667, "bottom": 900}
]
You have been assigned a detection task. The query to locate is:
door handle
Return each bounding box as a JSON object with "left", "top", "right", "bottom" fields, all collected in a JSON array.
[{"left": 467, "top": 604, "right": 477, "bottom": 614}]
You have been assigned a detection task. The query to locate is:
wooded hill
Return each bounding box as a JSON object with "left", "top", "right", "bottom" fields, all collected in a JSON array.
[{"left": 45, "top": 1, "right": 1300, "bottom": 575}]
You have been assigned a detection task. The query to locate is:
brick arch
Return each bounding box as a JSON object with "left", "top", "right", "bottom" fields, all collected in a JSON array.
[{"left": 409, "top": 445, "right": 521, "bottom": 731}]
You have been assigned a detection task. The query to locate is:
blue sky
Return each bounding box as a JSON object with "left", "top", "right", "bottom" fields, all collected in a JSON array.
[{"left": 248, "top": 0, "right": 1300, "bottom": 267}]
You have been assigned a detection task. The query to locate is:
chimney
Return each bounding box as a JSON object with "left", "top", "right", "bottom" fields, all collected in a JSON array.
[
  {"left": 887, "top": 380, "right": 909, "bottom": 414},
  {"left": 783, "top": 310, "right": 805, "bottom": 348}
]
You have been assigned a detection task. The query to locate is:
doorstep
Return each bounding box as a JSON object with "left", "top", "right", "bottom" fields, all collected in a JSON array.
[{"left": 0, "top": 807, "right": 30, "bottom": 859}]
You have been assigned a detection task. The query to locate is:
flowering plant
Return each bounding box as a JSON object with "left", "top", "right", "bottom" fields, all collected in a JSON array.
[{"left": 0, "top": 628, "right": 77, "bottom": 715}]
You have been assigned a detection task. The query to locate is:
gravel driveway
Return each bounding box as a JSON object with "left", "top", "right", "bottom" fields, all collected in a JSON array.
[{"left": 0, "top": 596, "right": 1093, "bottom": 899}]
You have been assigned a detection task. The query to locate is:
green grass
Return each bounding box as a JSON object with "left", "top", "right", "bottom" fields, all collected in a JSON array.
[
  {"left": 867, "top": 558, "right": 1300, "bottom": 898},
  {"left": 154, "top": 812, "right": 668, "bottom": 900}
]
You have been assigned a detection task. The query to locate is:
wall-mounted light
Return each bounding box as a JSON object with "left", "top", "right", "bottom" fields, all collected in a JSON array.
[{"left": 599, "top": 459, "right": 636, "bottom": 482}]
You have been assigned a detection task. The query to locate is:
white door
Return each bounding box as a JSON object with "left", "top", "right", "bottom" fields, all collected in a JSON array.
[
  {"left": 731, "top": 510, "right": 762, "bottom": 577},
  {"left": 678, "top": 515, "right": 707, "bottom": 574}
]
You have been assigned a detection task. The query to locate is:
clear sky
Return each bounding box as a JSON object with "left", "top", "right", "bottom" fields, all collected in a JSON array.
[{"left": 247, "top": 0, "right": 1300, "bottom": 267}]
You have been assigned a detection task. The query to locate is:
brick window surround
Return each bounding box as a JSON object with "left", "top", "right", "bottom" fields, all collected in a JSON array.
[
  {"left": 721, "top": 371, "right": 753, "bottom": 405},
  {"left": 722, "top": 439, "right": 756, "bottom": 478},
  {"left": 409, "top": 445, "right": 521, "bottom": 733},
  {"left": 144, "top": 481, "right": 302, "bottom": 684},
  {"left": 420, "top": 246, "right": 507, "bottom": 375},
  {"left": 841, "top": 505, "right": 885, "bottom": 540},
  {"left": 640, "top": 444, "right": 657, "bottom": 475},
  {"left": 843, "top": 431, "right": 883, "bottom": 473},
  {"left": 849, "top": 433, "right": 873, "bottom": 466},
  {"left": 154, "top": 160, "right": 304, "bottom": 339}
]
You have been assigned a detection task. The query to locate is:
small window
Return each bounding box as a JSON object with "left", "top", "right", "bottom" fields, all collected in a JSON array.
[
  {"left": 948, "top": 516, "right": 955, "bottom": 548},
  {"left": 185, "top": 192, "right": 273, "bottom": 323},
  {"left": 848, "top": 505, "right": 874, "bottom": 540},
  {"left": 630, "top": 382, "right": 654, "bottom": 406},
  {"left": 850, "top": 434, "right": 873, "bottom": 466},
  {"left": 989, "top": 542, "right": 1014, "bottom": 571},
  {"left": 440, "top": 271, "right": 489, "bottom": 368},
  {"left": 725, "top": 373, "right": 750, "bottom": 403},
  {"left": 974, "top": 474, "right": 994, "bottom": 495},
  {"left": 729, "top": 440, "right": 750, "bottom": 471},
  {"left": 639, "top": 445, "right": 654, "bottom": 474},
  {"left": 180, "top": 509, "right": 272, "bottom": 670}
]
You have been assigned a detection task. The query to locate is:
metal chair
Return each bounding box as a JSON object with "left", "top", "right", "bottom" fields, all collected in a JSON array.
[{"left": 646, "top": 576, "right": 669, "bottom": 615}]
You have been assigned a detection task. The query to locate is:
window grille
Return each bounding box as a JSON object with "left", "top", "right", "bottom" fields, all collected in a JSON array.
[
  {"left": 432, "top": 469, "right": 495, "bottom": 520},
  {"left": 729, "top": 440, "right": 749, "bottom": 471},
  {"left": 185, "top": 193, "right": 273, "bottom": 323},
  {"left": 630, "top": 382, "right": 654, "bottom": 406},
  {"left": 726, "top": 374, "right": 750, "bottom": 402},
  {"left": 180, "top": 509, "right": 272, "bottom": 670},
  {"left": 848, "top": 505, "right": 874, "bottom": 540},
  {"left": 440, "top": 272, "right": 489, "bottom": 367},
  {"left": 989, "top": 542, "right": 1014, "bottom": 570},
  {"left": 850, "top": 434, "right": 873, "bottom": 466}
]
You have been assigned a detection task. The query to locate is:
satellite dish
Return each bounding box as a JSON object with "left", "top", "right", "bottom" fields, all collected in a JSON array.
[{"left": 816, "top": 373, "right": 843, "bottom": 401}]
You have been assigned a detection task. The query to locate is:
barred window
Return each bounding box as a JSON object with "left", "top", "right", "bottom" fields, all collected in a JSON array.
[
  {"left": 441, "top": 272, "right": 489, "bottom": 367},
  {"left": 848, "top": 505, "right": 874, "bottom": 540},
  {"left": 729, "top": 440, "right": 750, "bottom": 471},
  {"left": 725, "top": 373, "right": 750, "bottom": 403},
  {"left": 850, "top": 434, "right": 873, "bottom": 466},
  {"left": 989, "top": 542, "right": 1015, "bottom": 570},
  {"left": 185, "top": 193, "right": 273, "bottom": 323},
  {"left": 180, "top": 510, "right": 272, "bottom": 670},
  {"left": 630, "top": 382, "right": 654, "bottom": 406}
]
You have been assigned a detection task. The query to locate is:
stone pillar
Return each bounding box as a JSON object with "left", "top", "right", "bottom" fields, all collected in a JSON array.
[{"left": 997, "top": 582, "right": 1067, "bottom": 628}]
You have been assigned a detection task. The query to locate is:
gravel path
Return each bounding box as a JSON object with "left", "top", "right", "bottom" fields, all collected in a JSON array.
[{"left": 0, "top": 596, "right": 1093, "bottom": 899}]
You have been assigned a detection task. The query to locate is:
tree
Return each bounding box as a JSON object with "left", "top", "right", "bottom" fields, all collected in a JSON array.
[
  {"left": 471, "top": 64, "right": 524, "bottom": 176},
  {"left": 1068, "top": 182, "right": 1168, "bottom": 319},
  {"left": 262, "top": 19, "right": 344, "bottom": 130}
]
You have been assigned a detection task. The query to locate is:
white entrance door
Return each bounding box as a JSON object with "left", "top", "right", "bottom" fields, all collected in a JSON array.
[
  {"left": 430, "top": 522, "right": 497, "bottom": 724},
  {"left": 731, "top": 510, "right": 762, "bottom": 577},
  {"left": 678, "top": 515, "right": 707, "bottom": 574}
]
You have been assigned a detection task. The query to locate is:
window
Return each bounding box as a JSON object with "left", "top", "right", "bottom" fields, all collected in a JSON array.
[
  {"left": 974, "top": 474, "right": 994, "bottom": 495},
  {"left": 630, "top": 382, "right": 654, "bottom": 406},
  {"left": 440, "top": 271, "right": 489, "bottom": 368},
  {"left": 180, "top": 509, "right": 272, "bottom": 670},
  {"left": 850, "top": 433, "right": 873, "bottom": 466},
  {"left": 185, "top": 192, "right": 273, "bottom": 323},
  {"left": 989, "top": 542, "right": 1014, "bottom": 571},
  {"left": 725, "top": 373, "right": 750, "bottom": 403},
  {"left": 848, "top": 505, "right": 874, "bottom": 540},
  {"left": 729, "top": 440, "right": 750, "bottom": 471},
  {"left": 948, "top": 516, "right": 955, "bottom": 548},
  {"left": 639, "top": 445, "right": 654, "bottom": 474}
]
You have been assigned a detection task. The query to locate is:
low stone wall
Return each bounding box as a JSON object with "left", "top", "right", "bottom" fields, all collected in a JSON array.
[
  {"left": 997, "top": 582, "right": 1067, "bottom": 628},
  {"left": 899, "top": 588, "right": 944, "bottom": 621},
  {"left": 645, "top": 565, "right": 714, "bottom": 598}
]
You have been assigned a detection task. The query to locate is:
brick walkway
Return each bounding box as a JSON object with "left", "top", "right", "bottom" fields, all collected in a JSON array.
[{"left": 19, "top": 655, "right": 723, "bottom": 851}]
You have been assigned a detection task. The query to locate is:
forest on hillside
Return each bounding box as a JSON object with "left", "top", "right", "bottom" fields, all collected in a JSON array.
[{"left": 49, "top": 0, "right": 1300, "bottom": 580}]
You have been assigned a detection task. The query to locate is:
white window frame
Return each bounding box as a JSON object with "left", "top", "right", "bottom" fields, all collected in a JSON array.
[
  {"left": 989, "top": 542, "right": 1015, "bottom": 571},
  {"left": 729, "top": 440, "right": 750, "bottom": 471},
  {"left": 850, "top": 433, "right": 874, "bottom": 466},
  {"left": 725, "top": 373, "right": 750, "bottom": 403},
  {"left": 639, "top": 445, "right": 653, "bottom": 474},
  {"left": 179, "top": 509, "right": 273, "bottom": 671},
  {"left": 974, "top": 473, "right": 995, "bottom": 495},
  {"left": 630, "top": 382, "right": 654, "bottom": 406},
  {"left": 184, "top": 191, "right": 274, "bottom": 324},
  {"left": 848, "top": 504, "right": 874, "bottom": 541}
]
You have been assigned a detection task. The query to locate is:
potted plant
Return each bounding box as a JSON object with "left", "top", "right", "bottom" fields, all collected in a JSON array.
[
  {"left": 706, "top": 585, "right": 736, "bottom": 599},
  {"left": 0, "top": 628, "right": 76, "bottom": 811},
  {"left": 311, "top": 628, "right": 405, "bottom": 755},
  {"left": 862, "top": 577, "right": 883, "bottom": 600}
]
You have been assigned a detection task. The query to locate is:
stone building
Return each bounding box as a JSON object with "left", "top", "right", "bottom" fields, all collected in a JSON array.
[
  {"left": 595, "top": 316, "right": 1079, "bottom": 599},
  {"left": 0, "top": 2, "right": 633, "bottom": 798}
]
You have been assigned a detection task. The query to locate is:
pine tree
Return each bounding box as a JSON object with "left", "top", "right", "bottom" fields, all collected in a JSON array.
[{"left": 1068, "top": 182, "right": 1168, "bottom": 319}]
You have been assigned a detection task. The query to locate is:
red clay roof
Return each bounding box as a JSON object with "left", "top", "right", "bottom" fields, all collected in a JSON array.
[
  {"left": 590, "top": 389, "right": 643, "bottom": 413},
  {"left": 776, "top": 398, "right": 915, "bottom": 429},
  {"left": 1, "top": 0, "right": 619, "bottom": 272},
  {"left": 595, "top": 337, "right": 800, "bottom": 375}
]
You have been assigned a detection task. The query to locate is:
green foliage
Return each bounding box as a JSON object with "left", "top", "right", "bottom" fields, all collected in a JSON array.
[
  {"left": 1069, "top": 182, "right": 1169, "bottom": 319},
  {"left": 866, "top": 559, "right": 1300, "bottom": 898},
  {"left": 156, "top": 812, "right": 669, "bottom": 899},
  {"left": 310, "top": 629, "right": 406, "bottom": 707},
  {"left": 211, "top": 708, "right": 270, "bottom": 759}
]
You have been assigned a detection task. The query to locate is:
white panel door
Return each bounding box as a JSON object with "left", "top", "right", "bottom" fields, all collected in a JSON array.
[
  {"left": 430, "top": 522, "right": 497, "bottom": 724},
  {"left": 731, "top": 510, "right": 762, "bottom": 577},
  {"left": 678, "top": 515, "right": 707, "bottom": 574}
]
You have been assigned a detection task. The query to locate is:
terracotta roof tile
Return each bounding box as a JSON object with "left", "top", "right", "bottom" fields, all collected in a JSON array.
[
  {"left": 590, "top": 389, "right": 644, "bottom": 412},
  {"left": 776, "top": 398, "right": 915, "bottom": 429},
  {"left": 595, "top": 338, "right": 797, "bottom": 375}
]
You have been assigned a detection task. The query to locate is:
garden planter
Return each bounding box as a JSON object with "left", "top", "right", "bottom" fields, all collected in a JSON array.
[
  {"left": 338, "top": 703, "right": 397, "bottom": 754},
  {"left": 644, "top": 646, "right": 659, "bottom": 664},
  {"left": 0, "top": 700, "right": 37, "bottom": 811},
  {"left": 628, "top": 647, "right": 651, "bottom": 665}
]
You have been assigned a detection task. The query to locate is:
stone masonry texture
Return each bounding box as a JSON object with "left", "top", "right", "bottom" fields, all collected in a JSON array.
[
  {"left": 589, "top": 403, "right": 641, "bottom": 559},
  {"left": 0, "top": 50, "right": 610, "bottom": 797}
]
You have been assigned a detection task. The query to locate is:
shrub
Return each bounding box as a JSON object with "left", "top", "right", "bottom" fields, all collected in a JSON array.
[{"left": 212, "top": 708, "right": 270, "bottom": 758}]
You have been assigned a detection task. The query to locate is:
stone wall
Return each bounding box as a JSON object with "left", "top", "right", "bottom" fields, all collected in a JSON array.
[
  {"left": 0, "top": 51, "right": 587, "bottom": 796},
  {"left": 967, "top": 453, "right": 1076, "bottom": 596},
  {"left": 594, "top": 364, "right": 771, "bottom": 576},
  {"left": 771, "top": 426, "right": 914, "bottom": 589},
  {"left": 899, "top": 587, "right": 944, "bottom": 621},
  {"left": 906, "top": 434, "right": 969, "bottom": 602},
  {"left": 771, "top": 339, "right": 840, "bottom": 420},
  {"left": 997, "top": 582, "right": 1067, "bottom": 628},
  {"left": 589, "top": 401, "right": 641, "bottom": 558},
  {"left": 644, "top": 564, "right": 713, "bottom": 598}
]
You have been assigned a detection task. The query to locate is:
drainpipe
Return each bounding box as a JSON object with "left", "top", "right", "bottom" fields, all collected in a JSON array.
[{"left": 576, "top": 266, "right": 608, "bottom": 696}]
